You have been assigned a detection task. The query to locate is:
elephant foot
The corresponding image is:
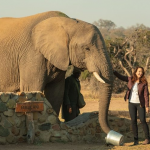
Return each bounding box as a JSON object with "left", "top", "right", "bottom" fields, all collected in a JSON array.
[{"left": 105, "top": 130, "right": 124, "bottom": 146}]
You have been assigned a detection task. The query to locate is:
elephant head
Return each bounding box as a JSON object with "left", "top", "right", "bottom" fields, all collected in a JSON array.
[{"left": 32, "top": 17, "right": 123, "bottom": 144}]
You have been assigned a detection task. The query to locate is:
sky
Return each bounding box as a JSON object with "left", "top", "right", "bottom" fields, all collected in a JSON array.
[{"left": 0, "top": 0, "right": 150, "bottom": 28}]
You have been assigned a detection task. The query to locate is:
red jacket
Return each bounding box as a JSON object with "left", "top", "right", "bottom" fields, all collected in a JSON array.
[{"left": 114, "top": 71, "right": 149, "bottom": 107}]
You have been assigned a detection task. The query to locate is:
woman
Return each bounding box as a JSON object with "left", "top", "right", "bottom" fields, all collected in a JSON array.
[{"left": 113, "top": 66, "right": 150, "bottom": 145}]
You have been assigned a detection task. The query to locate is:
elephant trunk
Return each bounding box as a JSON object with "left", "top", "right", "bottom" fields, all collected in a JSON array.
[
  {"left": 98, "top": 82, "right": 112, "bottom": 133},
  {"left": 95, "top": 71, "right": 124, "bottom": 146},
  {"left": 91, "top": 50, "right": 124, "bottom": 145}
]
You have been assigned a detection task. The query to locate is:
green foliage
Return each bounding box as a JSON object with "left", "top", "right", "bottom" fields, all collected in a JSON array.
[{"left": 80, "top": 70, "right": 91, "bottom": 81}]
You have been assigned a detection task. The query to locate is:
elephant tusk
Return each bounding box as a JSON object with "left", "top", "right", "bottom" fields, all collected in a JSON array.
[{"left": 93, "top": 72, "right": 105, "bottom": 83}]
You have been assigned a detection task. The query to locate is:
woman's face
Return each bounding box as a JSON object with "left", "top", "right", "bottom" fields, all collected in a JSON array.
[{"left": 136, "top": 68, "right": 143, "bottom": 79}]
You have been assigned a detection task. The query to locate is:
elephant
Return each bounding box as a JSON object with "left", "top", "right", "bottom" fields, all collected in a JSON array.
[{"left": 0, "top": 11, "right": 122, "bottom": 141}]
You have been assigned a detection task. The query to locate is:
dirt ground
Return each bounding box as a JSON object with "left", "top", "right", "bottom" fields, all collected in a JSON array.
[{"left": 1, "top": 91, "right": 150, "bottom": 150}]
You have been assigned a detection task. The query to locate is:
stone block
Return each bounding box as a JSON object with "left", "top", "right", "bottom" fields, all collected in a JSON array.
[
  {"left": 46, "top": 108, "right": 53, "bottom": 114},
  {"left": 47, "top": 115, "right": 59, "bottom": 125},
  {"left": 26, "top": 93, "right": 33, "bottom": 100},
  {"left": 6, "top": 135, "right": 17, "bottom": 144},
  {"left": 18, "top": 96, "right": 26, "bottom": 103},
  {"left": 0, "top": 137, "right": 6, "bottom": 145},
  {"left": 39, "top": 131, "right": 51, "bottom": 142},
  {"left": 38, "top": 123, "right": 51, "bottom": 131},
  {"left": 6, "top": 99, "right": 16, "bottom": 108},
  {"left": 60, "top": 123, "right": 69, "bottom": 130},
  {"left": 0, "top": 102, "right": 7, "bottom": 112},
  {"left": 0, "top": 125, "right": 10, "bottom": 137},
  {"left": 61, "top": 135, "right": 70, "bottom": 142},
  {"left": 3, "top": 118, "right": 13, "bottom": 128},
  {"left": 52, "top": 124, "right": 61, "bottom": 131},
  {"left": 1, "top": 93, "right": 10, "bottom": 103},
  {"left": 3, "top": 109, "right": 14, "bottom": 117},
  {"left": 35, "top": 93, "right": 43, "bottom": 101},
  {"left": 11, "top": 126, "right": 20, "bottom": 136}
]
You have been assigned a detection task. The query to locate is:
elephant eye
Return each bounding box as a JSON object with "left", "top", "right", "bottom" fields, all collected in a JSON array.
[{"left": 85, "top": 47, "right": 90, "bottom": 51}]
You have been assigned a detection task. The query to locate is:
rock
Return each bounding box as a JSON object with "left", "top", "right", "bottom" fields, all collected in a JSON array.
[
  {"left": 39, "top": 131, "right": 51, "bottom": 142},
  {"left": 0, "top": 102, "right": 7, "bottom": 112},
  {"left": 92, "top": 121, "right": 97, "bottom": 128},
  {"left": 52, "top": 124, "right": 61, "bottom": 131},
  {"left": 70, "top": 135, "right": 78, "bottom": 142},
  {"left": 90, "top": 128, "right": 95, "bottom": 135},
  {"left": 18, "top": 96, "right": 26, "bottom": 103},
  {"left": 46, "top": 108, "right": 53, "bottom": 114},
  {"left": 10, "top": 93, "right": 19, "bottom": 100},
  {"left": 52, "top": 131, "right": 61, "bottom": 137},
  {"left": 50, "top": 136, "right": 61, "bottom": 142},
  {"left": 0, "top": 137, "right": 6, "bottom": 145},
  {"left": 47, "top": 115, "right": 58, "bottom": 124},
  {"left": 1, "top": 93, "right": 10, "bottom": 102},
  {"left": 7, "top": 114, "right": 21, "bottom": 127},
  {"left": 31, "top": 97, "right": 36, "bottom": 101},
  {"left": 38, "top": 123, "right": 51, "bottom": 131},
  {"left": 60, "top": 123, "right": 69, "bottom": 130},
  {"left": 68, "top": 129, "right": 73, "bottom": 134},
  {"left": 83, "top": 135, "right": 93, "bottom": 142},
  {"left": 96, "top": 125, "right": 101, "bottom": 133},
  {"left": 88, "top": 123, "right": 93, "bottom": 128},
  {"left": 61, "top": 135, "right": 70, "bottom": 142},
  {"left": 16, "top": 112, "right": 24, "bottom": 117},
  {"left": 38, "top": 114, "right": 47, "bottom": 123},
  {"left": 79, "top": 129, "right": 84, "bottom": 136},
  {"left": 35, "top": 131, "right": 40, "bottom": 137},
  {"left": 6, "top": 135, "right": 17, "bottom": 144},
  {"left": 6, "top": 99, "right": 16, "bottom": 108},
  {"left": 3, "top": 109, "right": 14, "bottom": 117},
  {"left": 0, "top": 125, "right": 10, "bottom": 137},
  {"left": 20, "top": 126, "right": 27, "bottom": 136},
  {"left": 17, "top": 137, "right": 26, "bottom": 143},
  {"left": 26, "top": 93, "right": 33, "bottom": 100},
  {"left": 11, "top": 126, "right": 20, "bottom": 136},
  {"left": 35, "top": 93, "right": 43, "bottom": 101},
  {"left": 3, "top": 118, "right": 12, "bottom": 128},
  {"left": 117, "top": 120, "right": 124, "bottom": 127}
]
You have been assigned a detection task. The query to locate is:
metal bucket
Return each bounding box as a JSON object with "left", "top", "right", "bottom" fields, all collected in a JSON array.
[{"left": 105, "top": 130, "right": 124, "bottom": 146}]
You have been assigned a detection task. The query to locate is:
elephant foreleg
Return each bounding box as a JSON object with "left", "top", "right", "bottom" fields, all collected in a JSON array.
[{"left": 44, "top": 73, "right": 65, "bottom": 115}]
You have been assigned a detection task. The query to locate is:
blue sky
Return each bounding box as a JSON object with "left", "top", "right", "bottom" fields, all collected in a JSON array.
[{"left": 0, "top": 0, "right": 150, "bottom": 28}]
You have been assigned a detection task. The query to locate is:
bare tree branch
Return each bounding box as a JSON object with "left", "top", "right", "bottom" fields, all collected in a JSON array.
[
  {"left": 118, "top": 60, "right": 131, "bottom": 76},
  {"left": 144, "top": 57, "right": 150, "bottom": 72},
  {"left": 124, "top": 46, "right": 134, "bottom": 68}
]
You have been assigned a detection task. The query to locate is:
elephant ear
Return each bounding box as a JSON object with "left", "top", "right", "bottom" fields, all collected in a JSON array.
[{"left": 32, "top": 18, "right": 69, "bottom": 71}]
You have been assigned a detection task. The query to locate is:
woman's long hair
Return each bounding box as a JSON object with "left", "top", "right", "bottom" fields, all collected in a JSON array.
[{"left": 131, "top": 66, "right": 147, "bottom": 84}]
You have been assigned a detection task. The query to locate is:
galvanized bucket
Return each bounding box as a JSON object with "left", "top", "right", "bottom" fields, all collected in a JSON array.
[{"left": 105, "top": 130, "right": 124, "bottom": 146}]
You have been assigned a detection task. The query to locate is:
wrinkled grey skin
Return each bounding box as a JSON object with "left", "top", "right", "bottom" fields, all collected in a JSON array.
[{"left": 0, "top": 11, "right": 113, "bottom": 134}]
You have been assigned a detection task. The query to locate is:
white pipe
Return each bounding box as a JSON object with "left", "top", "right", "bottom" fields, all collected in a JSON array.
[{"left": 93, "top": 72, "right": 105, "bottom": 83}]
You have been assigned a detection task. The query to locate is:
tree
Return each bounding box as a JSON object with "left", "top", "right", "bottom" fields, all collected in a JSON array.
[{"left": 94, "top": 19, "right": 116, "bottom": 31}]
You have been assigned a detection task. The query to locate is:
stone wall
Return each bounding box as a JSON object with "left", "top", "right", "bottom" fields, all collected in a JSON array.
[{"left": 0, "top": 92, "right": 149, "bottom": 145}]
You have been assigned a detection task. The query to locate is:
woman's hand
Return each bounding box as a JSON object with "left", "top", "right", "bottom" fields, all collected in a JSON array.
[
  {"left": 68, "top": 107, "right": 72, "bottom": 113},
  {"left": 146, "top": 107, "right": 150, "bottom": 113},
  {"left": 67, "top": 105, "right": 72, "bottom": 113}
]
